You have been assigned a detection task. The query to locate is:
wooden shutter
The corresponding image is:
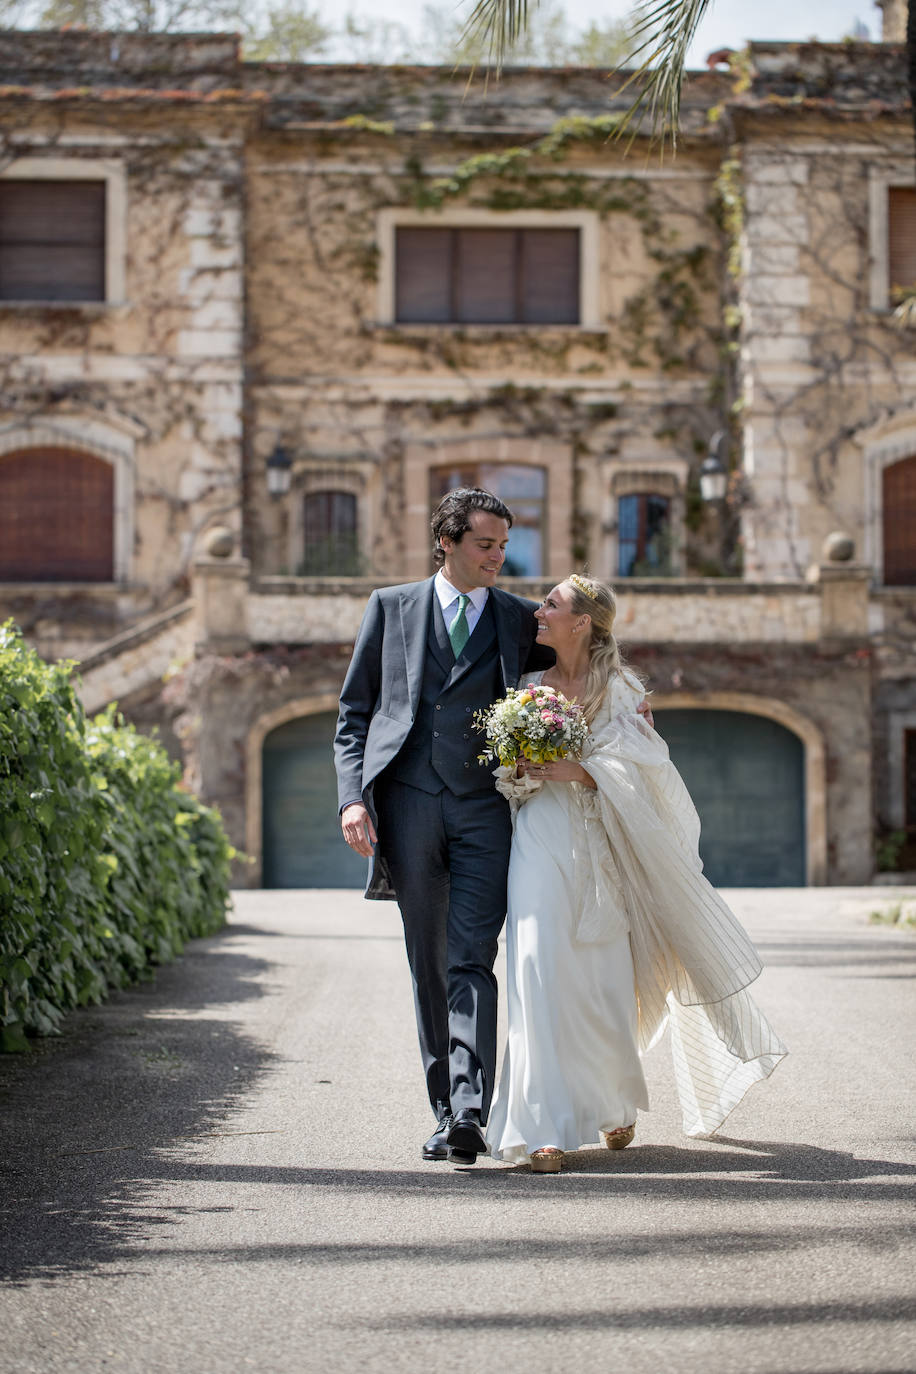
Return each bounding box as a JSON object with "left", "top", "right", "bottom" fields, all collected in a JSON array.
[
  {"left": 455, "top": 229, "right": 516, "bottom": 323},
  {"left": 888, "top": 188, "right": 916, "bottom": 298},
  {"left": 521, "top": 229, "right": 579, "bottom": 323},
  {"left": 0, "top": 181, "right": 106, "bottom": 302},
  {"left": 0, "top": 448, "right": 114, "bottom": 581},
  {"left": 883, "top": 455, "right": 916, "bottom": 585},
  {"left": 395, "top": 225, "right": 581, "bottom": 324},
  {"left": 395, "top": 227, "right": 451, "bottom": 322}
]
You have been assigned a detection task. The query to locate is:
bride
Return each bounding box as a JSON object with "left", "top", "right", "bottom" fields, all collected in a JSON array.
[{"left": 485, "top": 573, "right": 787, "bottom": 1173}]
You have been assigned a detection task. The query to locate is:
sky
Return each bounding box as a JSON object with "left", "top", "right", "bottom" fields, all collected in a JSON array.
[{"left": 336, "top": 0, "right": 880, "bottom": 66}]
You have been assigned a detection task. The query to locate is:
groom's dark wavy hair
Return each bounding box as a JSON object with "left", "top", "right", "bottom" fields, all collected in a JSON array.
[{"left": 431, "top": 487, "right": 513, "bottom": 568}]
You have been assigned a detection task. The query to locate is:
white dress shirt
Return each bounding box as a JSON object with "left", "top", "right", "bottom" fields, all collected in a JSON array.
[{"left": 434, "top": 570, "right": 489, "bottom": 639}]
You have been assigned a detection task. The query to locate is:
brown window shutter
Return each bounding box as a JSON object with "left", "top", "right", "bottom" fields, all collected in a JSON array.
[
  {"left": 888, "top": 187, "right": 916, "bottom": 299},
  {"left": 455, "top": 229, "right": 517, "bottom": 323},
  {"left": 521, "top": 229, "right": 580, "bottom": 323},
  {"left": 0, "top": 448, "right": 114, "bottom": 581},
  {"left": 883, "top": 455, "right": 916, "bottom": 585},
  {"left": 0, "top": 180, "right": 106, "bottom": 302},
  {"left": 395, "top": 227, "right": 452, "bottom": 322},
  {"left": 395, "top": 225, "right": 581, "bottom": 325}
]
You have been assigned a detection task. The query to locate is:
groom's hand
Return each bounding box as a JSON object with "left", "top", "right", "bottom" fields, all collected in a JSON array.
[
  {"left": 341, "top": 802, "right": 377, "bottom": 857},
  {"left": 637, "top": 698, "right": 654, "bottom": 729}
]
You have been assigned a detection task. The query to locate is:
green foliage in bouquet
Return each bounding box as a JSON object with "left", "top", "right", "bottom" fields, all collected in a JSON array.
[
  {"left": 0, "top": 621, "right": 233, "bottom": 1051},
  {"left": 474, "top": 684, "right": 587, "bottom": 767}
]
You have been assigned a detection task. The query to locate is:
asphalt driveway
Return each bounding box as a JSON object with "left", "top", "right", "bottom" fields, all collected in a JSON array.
[{"left": 1, "top": 886, "right": 914, "bottom": 1374}]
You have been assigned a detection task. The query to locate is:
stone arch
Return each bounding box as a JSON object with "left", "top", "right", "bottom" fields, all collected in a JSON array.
[
  {"left": 649, "top": 690, "right": 827, "bottom": 885},
  {"left": 246, "top": 693, "right": 342, "bottom": 886}
]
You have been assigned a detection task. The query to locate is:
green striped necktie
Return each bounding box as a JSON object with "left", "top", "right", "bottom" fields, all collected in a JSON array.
[{"left": 449, "top": 594, "right": 470, "bottom": 658}]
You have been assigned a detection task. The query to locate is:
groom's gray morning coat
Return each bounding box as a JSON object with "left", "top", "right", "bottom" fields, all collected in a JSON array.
[{"left": 334, "top": 576, "right": 544, "bottom": 899}]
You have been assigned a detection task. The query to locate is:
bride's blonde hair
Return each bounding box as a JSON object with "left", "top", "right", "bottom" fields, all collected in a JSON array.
[{"left": 564, "top": 574, "right": 624, "bottom": 724}]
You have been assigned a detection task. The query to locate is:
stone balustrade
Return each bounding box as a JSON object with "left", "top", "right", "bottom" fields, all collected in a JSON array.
[
  {"left": 56, "top": 561, "right": 906, "bottom": 715},
  {"left": 247, "top": 575, "right": 828, "bottom": 648}
]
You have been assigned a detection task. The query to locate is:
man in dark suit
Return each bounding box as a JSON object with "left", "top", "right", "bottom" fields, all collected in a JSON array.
[{"left": 334, "top": 487, "right": 552, "bottom": 1164}]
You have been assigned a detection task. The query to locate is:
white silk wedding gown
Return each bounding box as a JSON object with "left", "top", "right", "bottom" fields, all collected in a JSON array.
[{"left": 486, "top": 669, "right": 787, "bottom": 1165}]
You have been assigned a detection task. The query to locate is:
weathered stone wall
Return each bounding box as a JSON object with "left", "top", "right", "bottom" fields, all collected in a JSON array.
[
  {"left": 153, "top": 644, "right": 353, "bottom": 876},
  {"left": 244, "top": 125, "right": 726, "bottom": 581},
  {"left": 1, "top": 32, "right": 913, "bottom": 884},
  {"left": 133, "top": 630, "right": 870, "bottom": 886},
  {"left": 738, "top": 111, "right": 915, "bottom": 584},
  {"left": 0, "top": 98, "right": 246, "bottom": 649},
  {"left": 78, "top": 603, "right": 195, "bottom": 715}
]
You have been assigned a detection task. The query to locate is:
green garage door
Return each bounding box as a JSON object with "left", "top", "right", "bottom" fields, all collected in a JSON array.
[
  {"left": 262, "top": 711, "right": 368, "bottom": 889},
  {"left": 653, "top": 709, "right": 805, "bottom": 886}
]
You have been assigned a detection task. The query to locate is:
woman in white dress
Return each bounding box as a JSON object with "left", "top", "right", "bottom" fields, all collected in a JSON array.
[{"left": 485, "top": 574, "right": 787, "bottom": 1173}]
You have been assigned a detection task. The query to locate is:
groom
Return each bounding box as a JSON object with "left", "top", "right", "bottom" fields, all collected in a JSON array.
[{"left": 334, "top": 487, "right": 552, "bottom": 1164}]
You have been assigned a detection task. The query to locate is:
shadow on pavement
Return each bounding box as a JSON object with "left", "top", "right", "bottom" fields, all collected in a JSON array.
[
  {"left": 363, "top": 1297, "right": 916, "bottom": 1332},
  {"left": 107, "top": 1214, "right": 915, "bottom": 1269},
  {"left": 3, "top": 914, "right": 914, "bottom": 1293},
  {"left": 111, "top": 1136, "right": 915, "bottom": 1206},
  {"left": 0, "top": 926, "right": 279, "bottom": 1288}
]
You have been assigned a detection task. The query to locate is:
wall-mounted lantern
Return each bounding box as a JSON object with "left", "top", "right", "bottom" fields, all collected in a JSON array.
[{"left": 266, "top": 443, "right": 293, "bottom": 498}]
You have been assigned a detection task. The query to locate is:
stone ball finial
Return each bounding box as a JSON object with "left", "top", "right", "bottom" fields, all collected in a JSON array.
[
  {"left": 204, "top": 525, "right": 236, "bottom": 559},
  {"left": 823, "top": 531, "right": 855, "bottom": 563}
]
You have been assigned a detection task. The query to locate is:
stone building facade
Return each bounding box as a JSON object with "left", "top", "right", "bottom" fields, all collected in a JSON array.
[{"left": 0, "top": 28, "right": 914, "bottom": 887}]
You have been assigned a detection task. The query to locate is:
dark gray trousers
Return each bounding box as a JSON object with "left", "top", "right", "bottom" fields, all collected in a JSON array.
[{"left": 376, "top": 777, "right": 512, "bottom": 1122}]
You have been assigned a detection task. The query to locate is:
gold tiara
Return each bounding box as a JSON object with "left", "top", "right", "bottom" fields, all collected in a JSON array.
[{"left": 568, "top": 572, "right": 599, "bottom": 602}]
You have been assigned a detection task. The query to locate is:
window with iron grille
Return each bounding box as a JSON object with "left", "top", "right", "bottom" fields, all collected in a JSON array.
[
  {"left": 0, "top": 180, "right": 106, "bottom": 302},
  {"left": 300, "top": 491, "right": 360, "bottom": 576},
  {"left": 883, "top": 455, "right": 916, "bottom": 585},
  {"left": 0, "top": 448, "right": 114, "bottom": 581},
  {"left": 396, "top": 227, "right": 579, "bottom": 325},
  {"left": 429, "top": 464, "right": 546, "bottom": 577},
  {"left": 617, "top": 493, "right": 672, "bottom": 577}
]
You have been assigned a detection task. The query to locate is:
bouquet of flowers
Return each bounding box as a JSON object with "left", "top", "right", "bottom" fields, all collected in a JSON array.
[{"left": 474, "top": 685, "right": 588, "bottom": 767}]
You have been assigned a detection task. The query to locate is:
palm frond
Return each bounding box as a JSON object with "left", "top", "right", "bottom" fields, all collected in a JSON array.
[
  {"left": 619, "top": 0, "right": 715, "bottom": 143},
  {"left": 460, "top": 0, "right": 716, "bottom": 146},
  {"left": 461, "top": 0, "right": 532, "bottom": 67}
]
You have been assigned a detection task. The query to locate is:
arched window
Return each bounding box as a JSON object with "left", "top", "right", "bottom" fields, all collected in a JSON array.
[
  {"left": 429, "top": 464, "right": 546, "bottom": 576},
  {"left": 883, "top": 454, "right": 916, "bottom": 585},
  {"left": 0, "top": 447, "right": 113, "bottom": 581},
  {"left": 617, "top": 492, "right": 672, "bottom": 577},
  {"left": 300, "top": 490, "right": 359, "bottom": 575}
]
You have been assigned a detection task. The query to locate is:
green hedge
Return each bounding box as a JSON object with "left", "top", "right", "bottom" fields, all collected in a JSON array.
[{"left": 0, "top": 621, "right": 234, "bottom": 1051}]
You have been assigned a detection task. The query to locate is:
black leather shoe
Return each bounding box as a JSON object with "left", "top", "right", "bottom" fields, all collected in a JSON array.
[
  {"left": 447, "top": 1109, "right": 487, "bottom": 1164},
  {"left": 422, "top": 1110, "right": 453, "bottom": 1161}
]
